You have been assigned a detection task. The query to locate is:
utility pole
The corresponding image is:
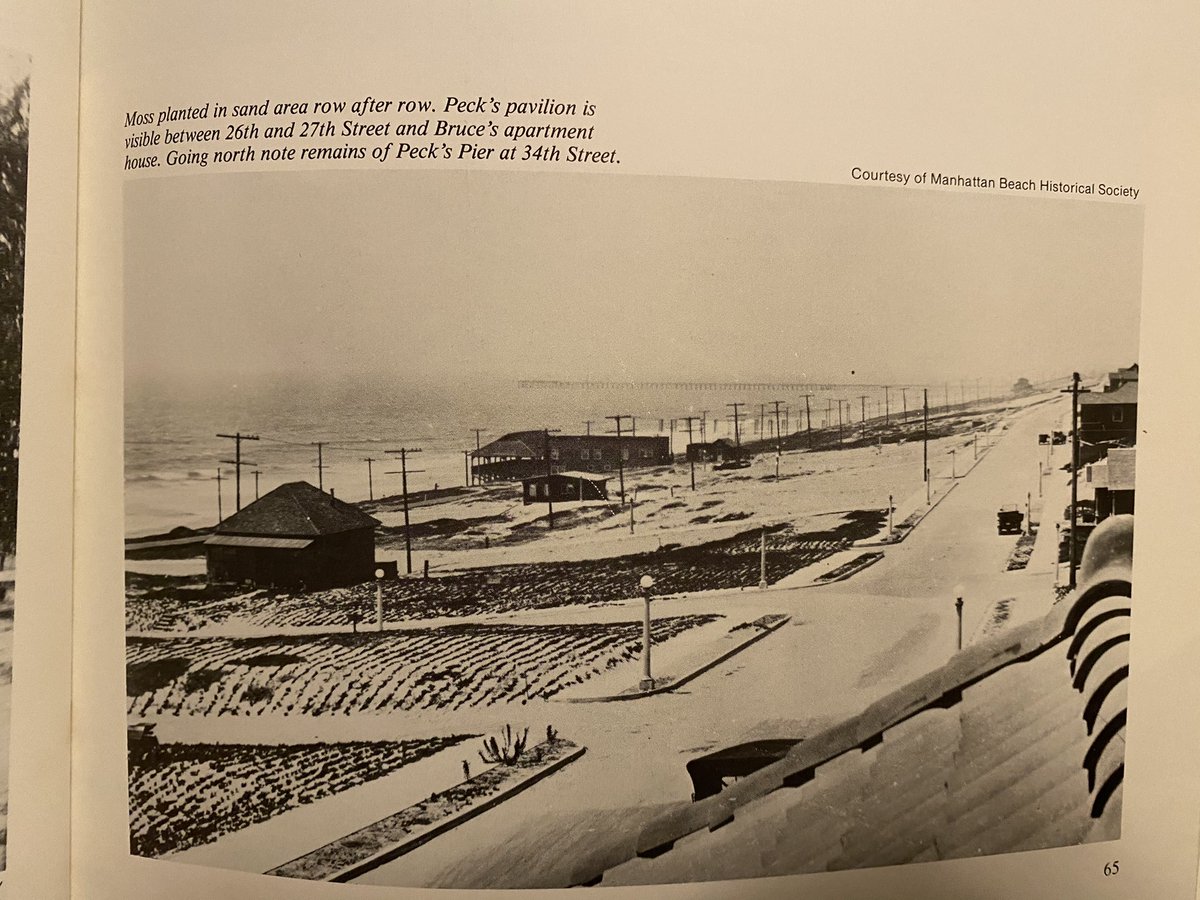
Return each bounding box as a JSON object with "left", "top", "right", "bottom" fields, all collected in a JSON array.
[
  {"left": 385, "top": 448, "right": 424, "bottom": 575},
  {"left": 679, "top": 415, "right": 699, "bottom": 490},
  {"left": 901, "top": 387, "right": 908, "bottom": 422},
  {"left": 884, "top": 385, "right": 890, "bottom": 426},
  {"left": 826, "top": 399, "right": 833, "bottom": 442},
  {"left": 804, "top": 394, "right": 813, "bottom": 448},
  {"left": 214, "top": 468, "right": 224, "bottom": 524},
  {"left": 699, "top": 410, "right": 708, "bottom": 443},
  {"left": 859, "top": 394, "right": 869, "bottom": 435},
  {"left": 583, "top": 420, "right": 594, "bottom": 436},
  {"left": 727, "top": 402, "right": 745, "bottom": 447},
  {"left": 251, "top": 469, "right": 261, "bottom": 501},
  {"left": 924, "top": 389, "right": 930, "bottom": 505},
  {"left": 312, "top": 441, "right": 327, "bottom": 492},
  {"left": 217, "top": 432, "right": 260, "bottom": 512},
  {"left": 463, "top": 449, "right": 470, "bottom": 487},
  {"left": 769, "top": 400, "right": 785, "bottom": 459},
  {"left": 1062, "top": 372, "right": 1091, "bottom": 589},
  {"left": 606, "top": 414, "right": 632, "bottom": 503},
  {"left": 363, "top": 457, "right": 376, "bottom": 501},
  {"left": 543, "top": 428, "right": 561, "bottom": 528},
  {"left": 836, "top": 399, "right": 846, "bottom": 446}
]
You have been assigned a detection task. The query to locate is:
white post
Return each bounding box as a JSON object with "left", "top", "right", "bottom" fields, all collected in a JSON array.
[
  {"left": 639, "top": 575, "right": 655, "bottom": 690},
  {"left": 758, "top": 528, "right": 768, "bottom": 590},
  {"left": 374, "top": 568, "right": 385, "bottom": 632}
]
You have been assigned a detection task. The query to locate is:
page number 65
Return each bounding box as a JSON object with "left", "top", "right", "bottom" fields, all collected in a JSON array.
[{"left": 1103, "top": 860, "right": 1120, "bottom": 877}]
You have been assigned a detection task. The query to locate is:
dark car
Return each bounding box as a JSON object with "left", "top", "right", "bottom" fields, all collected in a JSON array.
[{"left": 997, "top": 505, "right": 1024, "bottom": 535}]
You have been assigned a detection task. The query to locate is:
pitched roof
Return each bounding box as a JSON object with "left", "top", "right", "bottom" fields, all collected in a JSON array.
[
  {"left": 474, "top": 431, "right": 545, "bottom": 459},
  {"left": 1081, "top": 382, "right": 1137, "bottom": 405},
  {"left": 214, "top": 481, "right": 380, "bottom": 537}
]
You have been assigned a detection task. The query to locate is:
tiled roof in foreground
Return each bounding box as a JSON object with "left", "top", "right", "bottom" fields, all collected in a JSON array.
[{"left": 572, "top": 517, "right": 1133, "bottom": 887}]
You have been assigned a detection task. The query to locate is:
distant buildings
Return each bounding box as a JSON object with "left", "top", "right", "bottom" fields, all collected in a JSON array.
[
  {"left": 1077, "top": 362, "right": 1139, "bottom": 523},
  {"left": 685, "top": 439, "right": 745, "bottom": 465},
  {"left": 204, "top": 480, "right": 380, "bottom": 589},
  {"left": 1079, "top": 364, "right": 1138, "bottom": 464},
  {"left": 522, "top": 472, "right": 610, "bottom": 505},
  {"left": 472, "top": 431, "right": 670, "bottom": 483}
]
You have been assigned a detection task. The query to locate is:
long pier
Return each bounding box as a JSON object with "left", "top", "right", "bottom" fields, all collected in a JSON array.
[{"left": 517, "top": 379, "right": 925, "bottom": 392}]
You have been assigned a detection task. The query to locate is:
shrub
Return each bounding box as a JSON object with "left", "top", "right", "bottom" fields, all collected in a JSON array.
[{"left": 479, "top": 724, "right": 528, "bottom": 765}]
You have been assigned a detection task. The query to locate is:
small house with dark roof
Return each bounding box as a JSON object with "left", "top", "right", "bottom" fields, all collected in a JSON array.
[
  {"left": 522, "top": 471, "right": 610, "bottom": 505},
  {"left": 204, "top": 480, "right": 380, "bottom": 589}
]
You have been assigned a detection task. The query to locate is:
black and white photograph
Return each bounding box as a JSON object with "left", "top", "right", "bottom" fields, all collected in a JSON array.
[
  {"left": 123, "top": 171, "right": 1140, "bottom": 888},
  {"left": 0, "top": 45, "right": 28, "bottom": 875}
]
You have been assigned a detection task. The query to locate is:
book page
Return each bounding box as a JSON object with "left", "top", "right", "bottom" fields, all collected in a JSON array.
[
  {"left": 77, "top": 2, "right": 1200, "bottom": 898},
  {"left": 0, "top": 0, "right": 79, "bottom": 898}
]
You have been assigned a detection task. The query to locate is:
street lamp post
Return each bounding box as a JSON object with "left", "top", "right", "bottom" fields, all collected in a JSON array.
[
  {"left": 639, "top": 575, "right": 655, "bottom": 690},
  {"left": 954, "top": 584, "right": 965, "bottom": 651},
  {"left": 758, "top": 528, "right": 768, "bottom": 590},
  {"left": 375, "top": 567, "right": 386, "bottom": 632}
]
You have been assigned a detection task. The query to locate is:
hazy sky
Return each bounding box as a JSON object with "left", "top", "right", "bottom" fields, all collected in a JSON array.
[{"left": 125, "top": 170, "right": 1142, "bottom": 387}]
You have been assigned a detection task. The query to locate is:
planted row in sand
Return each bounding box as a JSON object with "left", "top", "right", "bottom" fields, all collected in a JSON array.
[
  {"left": 126, "top": 616, "right": 719, "bottom": 718},
  {"left": 128, "top": 514, "right": 882, "bottom": 633},
  {"left": 128, "top": 736, "right": 473, "bottom": 859}
]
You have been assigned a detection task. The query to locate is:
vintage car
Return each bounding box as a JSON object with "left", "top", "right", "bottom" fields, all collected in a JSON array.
[{"left": 997, "top": 505, "right": 1025, "bottom": 535}]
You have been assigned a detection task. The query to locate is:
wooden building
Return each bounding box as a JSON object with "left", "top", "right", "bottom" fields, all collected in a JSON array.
[
  {"left": 472, "top": 430, "right": 670, "bottom": 483},
  {"left": 522, "top": 471, "right": 610, "bottom": 504},
  {"left": 685, "top": 438, "right": 744, "bottom": 464},
  {"left": 204, "top": 480, "right": 380, "bottom": 590},
  {"left": 1079, "top": 382, "right": 1137, "bottom": 464},
  {"left": 1089, "top": 448, "right": 1136, "bottom": 521}
]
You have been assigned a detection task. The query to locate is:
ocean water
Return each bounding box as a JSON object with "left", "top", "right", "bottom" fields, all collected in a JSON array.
[{"left": 125, "top": 372, "right": 906, "bottom": 537}]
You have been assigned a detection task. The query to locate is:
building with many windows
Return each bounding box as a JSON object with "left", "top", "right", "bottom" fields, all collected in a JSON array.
[{"left": 472, "top": 431, "right": 670, "bottom": 483}]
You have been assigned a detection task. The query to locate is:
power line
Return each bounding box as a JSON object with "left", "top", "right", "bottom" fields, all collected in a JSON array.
[
  {"left": 312, "top": 441, "right": 327, "bottom": 491},
  {"left": 606, "top": 415, "right": 632, "bottom": 503},
  {"left": 216, "top": 432, "right": 259, "bottom": 512},
  {"left": 726, "top": 402, "right": 745, "bottom": 447},
  {"left": 363, "top": 457, "right": 376, "bottom": 501},
  {"left": 384, "top": 447, "right": 423, "bottom": 575}
]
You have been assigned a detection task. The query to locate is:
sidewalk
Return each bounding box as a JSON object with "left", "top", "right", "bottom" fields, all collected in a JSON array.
[{"left": 556, "top": 613, "right": 791, "bottom": 702}]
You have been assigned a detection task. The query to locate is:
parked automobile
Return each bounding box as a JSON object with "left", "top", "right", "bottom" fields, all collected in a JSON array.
[
  {"left": 1058, "top": 522, "right": 1097, "bottom": 564},
  {"left": 1051, "top": 430, "right": 1067, "bottom": 445},
  {"left": 1038, "top": 433, "right": 1050, "bottom": 445},
  {"left": 997, "top": 505, "right": 1024, "bottom": 535},
  {"left": 1063, "top": 500, "right": 1096, "bottom": 524}
]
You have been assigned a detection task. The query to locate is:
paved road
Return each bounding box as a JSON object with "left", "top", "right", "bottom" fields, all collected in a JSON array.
[{"left": 356, "top": 396, "right": 1072, "bottom": 889}]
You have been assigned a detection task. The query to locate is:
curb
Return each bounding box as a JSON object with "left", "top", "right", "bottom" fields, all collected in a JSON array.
[
  {"left": 560, "top": 614, "right": 791, "bottom": 703},
  {"left": 811, "top": 552, "right": 884, "bottom": 585},
  {"left": 855, "top": 479, "right": 961, "bottom": 549},
  {"left": 285, "top": 744, "right": 589, "bottom": 883}
]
